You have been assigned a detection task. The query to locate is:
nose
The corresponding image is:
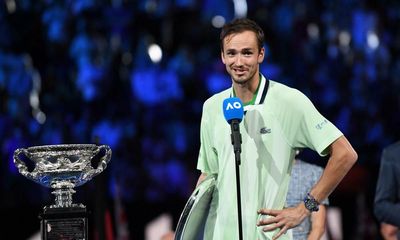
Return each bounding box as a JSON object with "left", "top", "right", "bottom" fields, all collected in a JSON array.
[{"left": 234, "top": 54, "right": 244, "bottom": 66}]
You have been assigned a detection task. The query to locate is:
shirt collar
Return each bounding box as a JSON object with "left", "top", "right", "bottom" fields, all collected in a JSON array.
[{"left": 229, "top": 74, "right": 270, "bottom": 109}]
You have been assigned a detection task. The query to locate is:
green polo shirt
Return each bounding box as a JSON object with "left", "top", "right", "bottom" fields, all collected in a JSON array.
[{"left": 197, "top": 74, "right": 342, "bottom": 239}]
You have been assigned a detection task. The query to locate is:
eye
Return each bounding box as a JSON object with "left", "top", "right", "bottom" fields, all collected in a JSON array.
[
  {"left": 226, "top": 51, "right": 236, "bottom": 57},
  {"left": 243, "top": 51, "right": 253, "bottom": 56}
]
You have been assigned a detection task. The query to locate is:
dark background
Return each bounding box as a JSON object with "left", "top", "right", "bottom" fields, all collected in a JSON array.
[{"left": 1, "top": 0, "right": 399, "bottom": 239}]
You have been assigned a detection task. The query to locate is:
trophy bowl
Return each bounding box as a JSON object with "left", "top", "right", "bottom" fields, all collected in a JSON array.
[{"left": 13, "top": 144, "right": 112, "bottom": 208}]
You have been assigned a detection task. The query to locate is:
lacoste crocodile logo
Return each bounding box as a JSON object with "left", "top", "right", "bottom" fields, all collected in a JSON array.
[{"left": 260, "top": 127, "right": 271, "bottom": 134}]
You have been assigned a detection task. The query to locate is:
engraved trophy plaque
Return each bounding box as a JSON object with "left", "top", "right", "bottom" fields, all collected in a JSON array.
[{"left": 13, "top": 144, "right": 112, "bottom": 240}]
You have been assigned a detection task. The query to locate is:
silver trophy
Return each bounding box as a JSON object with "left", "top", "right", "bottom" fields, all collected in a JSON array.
[
  {"left": 175, "top": 174, "right": 217, "bottom": 240},
  {"left": 13, "top": 144, "right": 112, "bottom": 209}
]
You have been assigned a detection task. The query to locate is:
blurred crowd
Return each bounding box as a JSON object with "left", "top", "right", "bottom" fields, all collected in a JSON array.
[{"left": 1, "top": 0, "right": 399, "bottom": 239}]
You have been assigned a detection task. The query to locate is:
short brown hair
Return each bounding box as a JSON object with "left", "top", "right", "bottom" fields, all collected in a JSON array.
[{"left": 220, "top": 18, "right": 265, "bottom": 52}]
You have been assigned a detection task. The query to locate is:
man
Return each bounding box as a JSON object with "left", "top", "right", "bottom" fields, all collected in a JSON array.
[
  {"left": 196, "top": 18, "right": 357, "bottom": 239},
  {"left": 374, "top": 141, "right": 400, "bottom": 239},
  {"left": 286, "top": 158, "right": 328, "bottom": 240}
]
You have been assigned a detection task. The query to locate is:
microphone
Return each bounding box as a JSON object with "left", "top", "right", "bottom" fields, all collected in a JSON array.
[
  {"left": 223, "top": 97, "right": 244, "bottom": 157},
  {"left": 223, "top": 97, "right": 245, "bottom": 240}
]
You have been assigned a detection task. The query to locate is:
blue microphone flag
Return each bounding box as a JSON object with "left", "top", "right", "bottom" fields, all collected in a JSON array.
[{"left": 223, "top": 97, "right": 244, "bottom": 124}]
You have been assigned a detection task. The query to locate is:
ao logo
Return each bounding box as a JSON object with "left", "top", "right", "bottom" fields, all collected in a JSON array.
[{"left": 226, "top": 101, "right": 242, "bottom": 110}]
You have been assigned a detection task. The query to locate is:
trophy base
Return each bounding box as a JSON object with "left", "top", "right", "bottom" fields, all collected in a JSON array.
[{"left": 39, "top": 206, "right": 89, "bottom": 240}]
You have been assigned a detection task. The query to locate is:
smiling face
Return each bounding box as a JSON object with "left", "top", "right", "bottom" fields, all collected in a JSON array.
[{"left": 221, "top": 30, "right": 265, "bottom": 86}]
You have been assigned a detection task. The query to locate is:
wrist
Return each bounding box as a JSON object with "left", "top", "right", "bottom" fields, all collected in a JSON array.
[
  {"left": 303, "top": 193, "right": 320, "bottom": 212},
  {"left": 297, "top": 202, "right": 311, "bottom": 219}
]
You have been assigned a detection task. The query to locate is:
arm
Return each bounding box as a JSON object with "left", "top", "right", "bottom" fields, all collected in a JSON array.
[
  {"left": 196, "top": 172, "right": 208, "bottom": 187},
  {"left": 257, "top": 136, "right": 357, "bottom": 240},
  {"left": 380, "top": 222, "right": 399, "bottom": 240},
  {"left": 308, "top": 135, "right": 357, "bottom": 205},
  {"left": 307, "top": 205, "right": 327, "bottom": 240}
]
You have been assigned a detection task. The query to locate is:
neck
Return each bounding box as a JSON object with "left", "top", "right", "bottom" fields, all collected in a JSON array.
[{"left": 233, "top": 73, "right": 260, "bottom": 103}]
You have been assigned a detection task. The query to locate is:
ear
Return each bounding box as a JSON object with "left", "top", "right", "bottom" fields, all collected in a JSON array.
[
  {"left": 258, "top": 47, "right": 265, "bottom": 64},
  {"left": 221, "top": 51, "right": 226, "bottom": 64}
]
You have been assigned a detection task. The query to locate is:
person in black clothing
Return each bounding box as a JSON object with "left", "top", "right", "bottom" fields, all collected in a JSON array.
[{"left": 374, "top": 141, "right": 400, "bottom": 239}]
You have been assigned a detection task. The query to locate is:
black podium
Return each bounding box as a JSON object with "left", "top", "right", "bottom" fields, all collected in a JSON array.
[{"left": 40, "top": 207, "right": 89, "bottom": 240}]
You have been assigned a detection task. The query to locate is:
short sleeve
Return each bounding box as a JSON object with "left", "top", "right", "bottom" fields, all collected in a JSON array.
[
  {"left": 197, "top": 101, "right": 219, "bottom": 174},
  {"left": 288, "top": 90, "right": 343, "bottom": 156}
]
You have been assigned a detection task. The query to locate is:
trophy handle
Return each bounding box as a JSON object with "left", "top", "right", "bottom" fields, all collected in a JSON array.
[
  {"left": 82, "top": 145, "right": 111, "bottom": 181},
  {"left": 13, "top": 148, "right": 34, "bottom": 180},
  {"left": 95, "top": 145, "right": 112, "bottom": 172}
]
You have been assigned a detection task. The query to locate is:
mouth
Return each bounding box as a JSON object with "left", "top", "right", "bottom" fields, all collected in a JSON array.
[{"left": 233, "top": 68, "right": 247, "bottom": 75}]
